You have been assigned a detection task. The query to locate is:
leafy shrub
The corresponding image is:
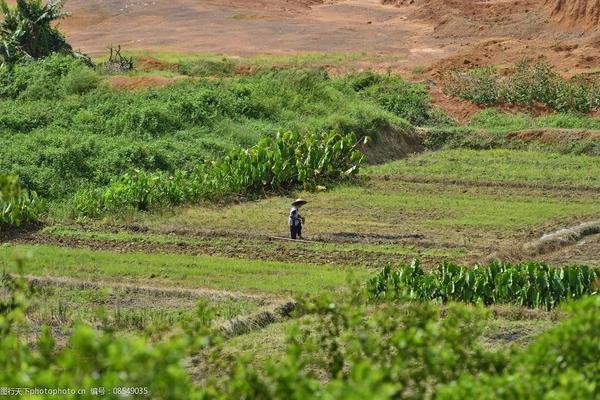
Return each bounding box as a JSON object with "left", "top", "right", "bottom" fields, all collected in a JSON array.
[
  {"left": 444, "top": 66, "right": 499, "bottom": 105},
  {"left": 347, "top": 72, "right": 450, "bottom": 126},
  {"left": 0, "top": 54, "right": 92, "bottom": 99},
  {"left": 0, "top": 100, "right": 54, "bottom": 132},
  {"left": 437, "top": 296, "right": 600, "bottom": 399},
  {"left": 443, "top": 60, "right": 600, "bottom": 113},
  {"left": 73, "top": 131, "right": 365, "bottom": 217},
  {"left": 367, "top": 260, "right": 599, "bottom": 310},
  {"left": 345, "top": 70, "right": 382, "bottom": 91},
  {"left": 61, "top": 67, "right": 99, "bottom": 95},
  {"left": 178, "top": 57, "right": 236, "bottom": 77},
  {"left": 364, "top": 79, "right": 434, "bottom": 125},
  {"left": 0, "top": 174, "right": 42, "bottom": 229}
]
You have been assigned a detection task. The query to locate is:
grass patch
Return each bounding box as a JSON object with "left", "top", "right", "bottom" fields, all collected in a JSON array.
[
  {"left": 138, "top": 180, "right": 600, "bottom": 241},
  {"left": 369, "top": 149, "right": 600, "bottom": 187},
  {"left": 469, "top": 109, "right": 600, "bottom": 133},
  {"left": 0, "top": 245, "right": 363, "bottom": 295},
  {"left": 22, "top": 283, "right": 258, "bottom": 334}
]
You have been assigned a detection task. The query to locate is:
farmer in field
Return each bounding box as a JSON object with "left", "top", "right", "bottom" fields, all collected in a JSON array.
[{"left": 289, "top": 199, "right": 307, "bottom": 240}]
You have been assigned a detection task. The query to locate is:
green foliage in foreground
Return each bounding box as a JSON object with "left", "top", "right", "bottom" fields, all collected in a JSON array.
[
  {"left": 368, "top": 261, "right": 600, "bottom": 310},
  {"left": 0, "top": 265, "right": 213, "bottom": 399},
  {"left": 437, "top": 296, "right": 600, "bottom": 399},
  {"left": 443, "top": 60, "right": 600, "bottom": 113},
  {"left": 73, "top": 131, "right": 364, "bottom": 217},
  {"left": 2, "top": 258, "right": 599, "bottom": 399},
  {"left": 0, "top": 174, "right": 42, "bottom": 229}
]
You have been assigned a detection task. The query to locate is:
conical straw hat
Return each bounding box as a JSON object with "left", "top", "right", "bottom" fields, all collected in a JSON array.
[{"left": 291, "top": 199, "right": 308, "bottom": 206}]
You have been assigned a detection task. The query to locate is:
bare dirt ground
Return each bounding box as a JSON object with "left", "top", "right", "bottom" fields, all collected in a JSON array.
[
  {"left": 36, "top": 0, "right": 600, "bottom": 119},
  {"left": 48, "top": 0, "right": 599, "bottom": 76}
]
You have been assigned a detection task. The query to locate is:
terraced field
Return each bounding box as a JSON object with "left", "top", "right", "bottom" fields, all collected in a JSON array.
[
  {"left": 3, "top": 147, "right": 598, "bottom": 361},
  {"left": 1, "top": 0, "right": 599, "bottom": 394}
]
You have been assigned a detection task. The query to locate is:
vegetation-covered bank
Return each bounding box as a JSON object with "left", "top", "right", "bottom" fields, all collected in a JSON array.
[{"left": 0, "top": 56, "right": 437, "bottom": 205}]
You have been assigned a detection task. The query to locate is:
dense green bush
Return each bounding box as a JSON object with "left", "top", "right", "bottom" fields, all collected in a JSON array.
[
  {"left": 73, "top": 131, "right": 364, "bottom": 217},
  {"left": 0, "top": 265, "right": 213, "bottom": 399},
  {"left": 368, "top": 260, "right": 599, "bottom": 310},
  {"left": 0, "top": 174, "right": 42, "bottom": 229},
  {"left": 207, "top": 283, "right": 598, "bottom": 400},
  {"left": 437, "top": 296, "right": 600, "bottom": 399},
  {"left": 0, "top": 54, "right": 89, "bottom": 99},
  {"left": 345, "top": 71, "right": 452, "bottom": 126},
  {"left": 62, "top": 66, "right": 100, "bottom": 95},
  {"left": 444, "top": 60, "right": 600, "bottom": 113}
]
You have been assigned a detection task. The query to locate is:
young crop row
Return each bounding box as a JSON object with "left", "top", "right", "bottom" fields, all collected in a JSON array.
[
  {"left": 0, "top": 174, "right": 42, "bottom": 229},
  {"left": 367, "top": 260, "right": 599, "bottom": 309},
  {"left": 73, "top": 131, "right": 365, "bottom": 217},
  {"left": 443, "top": 60, "right": 600, "bottom": 113}
]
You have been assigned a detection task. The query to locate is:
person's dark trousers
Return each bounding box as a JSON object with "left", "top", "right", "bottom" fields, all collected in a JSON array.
[{"left": 290, "top": 224, "right": 302, "bottom": 239}]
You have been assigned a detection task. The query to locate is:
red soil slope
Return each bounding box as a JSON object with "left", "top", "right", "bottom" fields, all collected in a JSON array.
[{"left": 547, "top": 0, "right": 600, "bottom": 27}]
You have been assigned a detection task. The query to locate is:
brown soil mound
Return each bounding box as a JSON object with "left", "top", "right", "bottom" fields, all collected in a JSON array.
[
  {"left": 135, "top": 56, "right": 178, "bottom": 72},
  {"left": 108, "top": 76, "right": 180, "bottom": 90},
  {"left": 386, "top": 0, "right": 546, "bottom": 38},
  {"left": 547, "top": 0, "right": 600, "bottom": 27},
  {"left": 509, "top": 128, "right": 600, "bottom": 143},
  {"left": 429, "top": 86, "right": 482, "bottom": 123},
  {"left": 362, "top": 125, "right": 424, "bottom": 164}
]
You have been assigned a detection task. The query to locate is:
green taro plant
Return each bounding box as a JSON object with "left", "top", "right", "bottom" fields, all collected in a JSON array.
[
  {"left": 73, "top": 131, "right": 365, "bottom": 217},
  {"left": 0, "top": 174, "right": 42, "bottom": 229},
  {"left": 367, "top": 260, "right": 600, "bottom": 310},
  {"left": 443, "top": 60, "right": 600, "bottom": 113}
]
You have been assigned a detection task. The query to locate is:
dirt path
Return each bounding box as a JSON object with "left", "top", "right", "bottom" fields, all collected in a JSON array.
[
  {"left": 7, "top": 227, "right": 460, "bottom": 268},
  {"left": 51, "top": 0, "right": 453, "bottom": 72},
  {"left": 46, "top": 0, "right": 598, "bottom": 75}
]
